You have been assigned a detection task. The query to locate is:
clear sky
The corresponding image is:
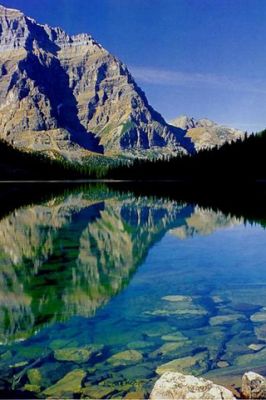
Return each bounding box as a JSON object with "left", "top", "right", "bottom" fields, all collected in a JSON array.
[{"left": 2, "top": 0, "right": 266, "bottom": 132}]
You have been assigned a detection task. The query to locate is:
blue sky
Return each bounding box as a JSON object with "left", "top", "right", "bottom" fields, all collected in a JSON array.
[{"left": 2, "top": 0, "right": 266, "bottom": 132}]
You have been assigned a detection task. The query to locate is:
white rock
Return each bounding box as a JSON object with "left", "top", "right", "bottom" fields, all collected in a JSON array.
[
  {"left": 242, "top": 371, "right": 266, "bottom": 399},
  {"left": 150, "top": 372, "right": 236, "bottom": 400}
]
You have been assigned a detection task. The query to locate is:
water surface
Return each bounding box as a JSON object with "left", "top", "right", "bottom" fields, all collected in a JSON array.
[{"left": 0, "top": 185, "right": 266, "bottom": 398}]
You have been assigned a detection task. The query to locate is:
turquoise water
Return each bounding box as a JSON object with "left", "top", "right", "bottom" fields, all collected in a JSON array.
[{"left": 0, "top": 186, "right": 266, "bottom": 398}]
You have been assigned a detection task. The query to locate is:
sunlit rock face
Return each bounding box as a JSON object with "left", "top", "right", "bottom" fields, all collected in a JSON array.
[
  {"left": 0, "top": 5, "right": 194, "bottom": 160},
  {"left": 0, "top": 189, "right": 241, "bottom": 344},
  {"left": 170, "top": 116, "right": 243, "bottom": 151}
]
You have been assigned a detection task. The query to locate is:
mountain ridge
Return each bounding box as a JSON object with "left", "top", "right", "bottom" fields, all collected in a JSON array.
[
  {"left": 170, "top": 115, "right": 243, "bottom": 151},
  {"left": 0, "top": 5, "right": 243, "bottom": 162},
  {"left": 0, "top": 5, "right": 195, "bottom": 160}
]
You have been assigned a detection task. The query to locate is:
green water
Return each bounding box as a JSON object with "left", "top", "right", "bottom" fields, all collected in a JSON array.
[{"left": 0, "top": 185, "right": 266, "bottom": 398}]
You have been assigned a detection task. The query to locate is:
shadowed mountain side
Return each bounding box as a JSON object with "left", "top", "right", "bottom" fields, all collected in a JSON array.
[{"left": 17, "top": 51, "right": 104, "bottom": 153}]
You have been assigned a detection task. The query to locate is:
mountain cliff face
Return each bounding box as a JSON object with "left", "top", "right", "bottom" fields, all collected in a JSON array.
[
  {"left": 0, "top": 5, "right": 194, "bottom": 160},
  {"left": 170, "top": 115, "right": 243, "bottom": 151}
]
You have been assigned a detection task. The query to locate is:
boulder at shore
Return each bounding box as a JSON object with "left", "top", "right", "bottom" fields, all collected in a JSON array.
[
  {"left": 242, "top": 371, "right": 266, "bottom": 399},
  {"left": 150, "top": 372, "right": 236, "bottom": 399}
]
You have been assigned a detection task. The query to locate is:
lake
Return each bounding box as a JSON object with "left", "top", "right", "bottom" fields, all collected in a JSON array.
[{"left": 0, "top": 183, "right": 266, "bottom": 398}]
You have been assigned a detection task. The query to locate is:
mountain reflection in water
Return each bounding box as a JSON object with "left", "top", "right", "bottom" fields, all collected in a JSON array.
[
  {"left": 0, "top": 184, "right": 265, "bottom": 399},
  {"left": 0, "top": 188, "right": 239, "bottom": 343}
]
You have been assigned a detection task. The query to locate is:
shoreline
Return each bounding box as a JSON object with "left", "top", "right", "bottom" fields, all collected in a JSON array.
[{"left": 151, "top": 370, "right": 266, "bottom": 399}]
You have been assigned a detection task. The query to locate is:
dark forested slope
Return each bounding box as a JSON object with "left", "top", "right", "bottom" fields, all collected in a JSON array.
[{"left": 110, "top": 131, "right": 266, "bottom": 183}]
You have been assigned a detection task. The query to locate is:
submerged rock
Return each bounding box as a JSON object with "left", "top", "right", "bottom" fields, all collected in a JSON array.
[
  {"left": 156, "top": 351, "right": 209, "bottom": 376},
  {"left": 23, "top": 384, "right": 41, "bottom": 393},
  {"left": 145, "top": 304, "right": 207, "bottom": 318},
  {"left": 120, "top": 365, "right": 153, "bottom": 380},
  {"left": 125, "top": 391, "right": 146, "bottom": 399},
  {"left": 43, "top": 369, "right": 86, "bottom": 398},
  {"left": 145, "top": 295, "right": 208, "bottom": 320},
  {"left": 161, "top": 332, "right": 188, "bottom": 342},
  {"left": 161, "top": 295, "right": 193, "bottom": 302},
  {"left": 235, "top": 347, "right": 266, "bottom": 367},
  {"left": 27, "top": 368, "right": 42, "bottom": 386},
  {"left": 209, "top": 314, "right": 244, "bottom": 326},
  {"left": 251, "top": 309, "right": 266, "bottom": 323},
  {"left": 144, "top": 324, "right": 174, "bottom": 338},
  {"left": 211, "top": 296, "right": 224, "bottom": 304},
  {"left": 107, "top": 350, "right": 143, "bottom": 366},
  {"left": 255, "top": 324, "right": 266, "bottom": 341},
  {"left": 81, "top": 385, "right": 115, "bottom": 399},
  {"left": 150, "top": 372, "right": 235, "bottom": 399},
  {"left": 217, "top": 361, "right": 229, "bottom": 368},
  {"left": 150, "top": 341, "right": 189, "bottom": 358},
  {"left": 242, "top": 371, "right": 266, "bottom": 399},
  {"left": 0, "top": 350, "right": 12, "bottom": 360},
  {"left": 127, "top": 340, "right": 153, "bottom": 350},
  {"left": 248, "top": 343, "right": 265, "bottom": 352},
  {"left": 54, "top": 345, "right": 102, "bottom": 363}
]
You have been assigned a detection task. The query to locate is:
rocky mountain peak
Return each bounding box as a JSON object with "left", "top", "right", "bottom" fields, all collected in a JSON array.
[
  {"left": 0, "top": 4, "right": 22, "bottom": 17},
  {"left": 0, "top": 5, "right": 28, "bottom": 50},
  {"left": 170, "top": 115, "right": 196, "bottom": 130},
  {"left": 170, "top": 115, "right": 243, "bottom": 151},
  {"left": 0, "top": 5, "right": 194, "bottom": 160}
]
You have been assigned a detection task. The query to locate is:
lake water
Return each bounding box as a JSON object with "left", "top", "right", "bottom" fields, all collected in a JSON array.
[{"left": 0, "top": 184, "right": 266, "bottom": 398}]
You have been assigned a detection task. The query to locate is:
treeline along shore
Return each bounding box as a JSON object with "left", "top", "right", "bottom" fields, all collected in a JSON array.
[{"left": 1, "top": 130, "right": 266, "bottom": 183}]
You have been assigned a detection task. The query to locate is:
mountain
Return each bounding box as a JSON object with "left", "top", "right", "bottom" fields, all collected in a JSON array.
[
  {"left": 170, "top": 115, "right": 244, "bottom": 151},
  {"left": 0, "top": 5, "right": 194, "bottom": 161}
]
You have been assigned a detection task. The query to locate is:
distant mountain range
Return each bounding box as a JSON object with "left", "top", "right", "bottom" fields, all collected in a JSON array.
[
  {"left": 0, "top": 5, "right": 243, "bottom": 161},
  {"left": 170, "top": 116, "right": 243, "bottom": 151}
]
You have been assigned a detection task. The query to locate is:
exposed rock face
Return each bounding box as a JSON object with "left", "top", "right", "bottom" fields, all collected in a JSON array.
[
  {"left": 0, "top": 5, "right": 193, "bottom": 160},
  {"left": 242, "top": 371, "right": 266, "bottom": 399},
  {"left": 150, "top": 372, "right": 236, "bottom": 400},
  {"left": 170, "top": 115, "right": 243, "bottom": 151}
]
